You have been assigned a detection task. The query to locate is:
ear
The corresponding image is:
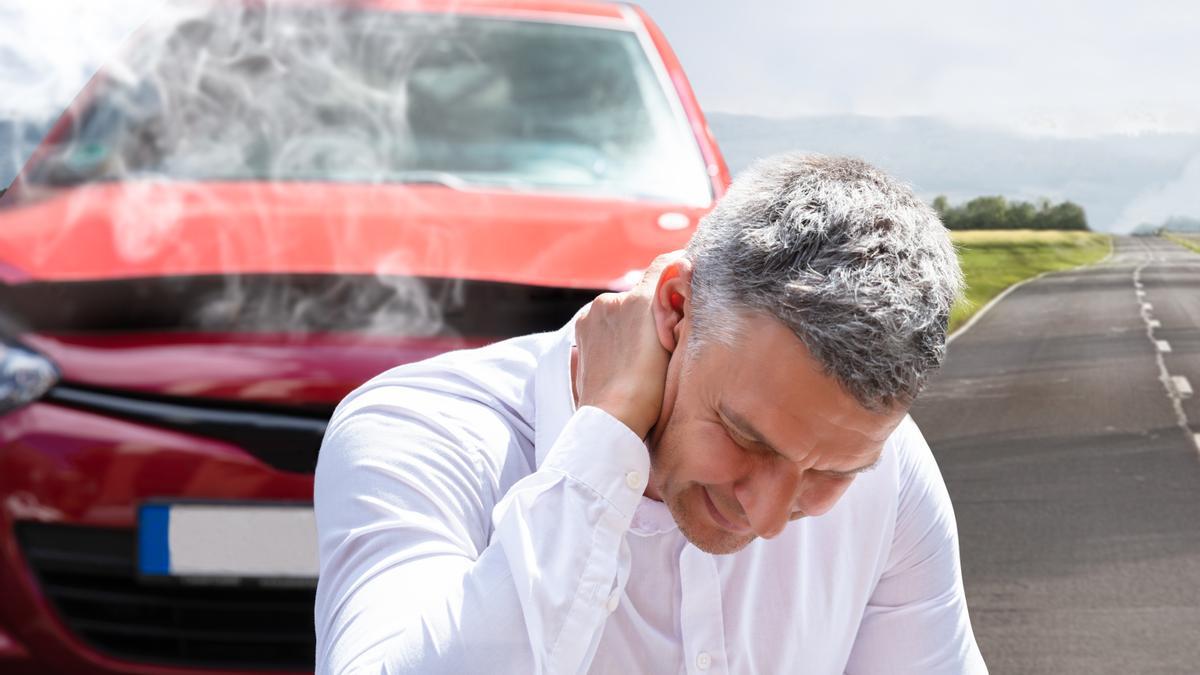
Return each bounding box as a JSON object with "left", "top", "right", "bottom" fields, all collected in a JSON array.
[{"left": 651, "top": 258, "right": 693, "bottom": 353}]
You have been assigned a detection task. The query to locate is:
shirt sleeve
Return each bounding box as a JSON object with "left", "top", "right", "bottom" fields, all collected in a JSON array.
[
  {"left": 313, "top": 393, "right": 650, "bottom": 675},
  {"left": 843, "top": 418, "right": 989, "bottom": 674}
]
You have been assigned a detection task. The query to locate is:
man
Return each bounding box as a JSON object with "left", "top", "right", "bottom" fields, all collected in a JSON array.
[{"left": 314, "top": 154, "right": 988, "bottom": 673}]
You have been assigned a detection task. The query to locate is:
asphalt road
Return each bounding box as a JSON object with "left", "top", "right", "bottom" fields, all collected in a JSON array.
[{"left": 911, "top": 236, "right": 1200, "bottom": 674}]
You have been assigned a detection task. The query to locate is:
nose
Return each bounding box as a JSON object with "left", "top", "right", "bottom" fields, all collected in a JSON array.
[
  {"left": 732, "top": 462, "right": 799, "bottom": 539},
  {"left": 733, "top": 465, "right": 855, "bottom": 538}
]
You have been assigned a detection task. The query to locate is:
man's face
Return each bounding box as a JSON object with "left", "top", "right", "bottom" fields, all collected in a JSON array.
[{"left": 645, "top": 311, "right": 909, "bottom": 555}]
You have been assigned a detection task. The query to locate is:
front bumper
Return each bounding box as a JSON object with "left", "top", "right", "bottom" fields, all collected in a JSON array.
[{"left": 1, "top": 399, "right": 318, "bottom": 674}]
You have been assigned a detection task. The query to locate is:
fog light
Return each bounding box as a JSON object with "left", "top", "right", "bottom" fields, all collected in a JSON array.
[{"left": 0, "top": 340, "right": 59, "bottom": 416}]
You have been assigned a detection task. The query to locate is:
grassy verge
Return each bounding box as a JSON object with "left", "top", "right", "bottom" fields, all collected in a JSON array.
[
  {"left": 1162, "top": 231, "right": 1200, "bottom": 254},
  {"left": 950, "top": 230, "right": 1112, "bottom": 333}
]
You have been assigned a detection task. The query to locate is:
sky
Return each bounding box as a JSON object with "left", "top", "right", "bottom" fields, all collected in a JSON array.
[
  {"left": 4, "top": 0, "right": 1200, "bottom": 138},
  {"left": 636, "top": 0, "right": 1200, "bottom": 138}
]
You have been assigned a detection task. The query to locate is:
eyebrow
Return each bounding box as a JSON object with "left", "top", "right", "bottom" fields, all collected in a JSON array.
[
  {"left": 719, "top": 403, "right": 778, "bottom": 453},
  {"left": 718, "top": 403, "right": 881, "bottom": 476}
]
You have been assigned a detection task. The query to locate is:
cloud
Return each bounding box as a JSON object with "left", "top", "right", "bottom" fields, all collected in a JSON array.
[
  {"left": 0, "top": 0, "right": 165, "bottom": 119},
  {"left": 635, "top": 0, "right": 1200, "bottom": 137}
]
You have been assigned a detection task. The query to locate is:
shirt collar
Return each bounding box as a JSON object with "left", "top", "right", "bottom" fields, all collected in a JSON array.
[{"left": 533, "top": 314, "right": 579, "bottom": 469}]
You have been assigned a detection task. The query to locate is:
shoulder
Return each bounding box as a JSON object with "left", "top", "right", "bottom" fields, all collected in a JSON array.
[
  {"left": 886, "top": 416, "right": 953, "bottom": 519},
  {"left": 828, "top": 415, "right": 953, "bottom": 561},
  {"left": 351, "top": 330, "right": 552, "bottom": 411},
  {"left": 873, "top": 415, "right": 960, "bottom": 574},
  {"left": 334, "top": 329, "right": 559, "bottom": 435},
  {"left": 320, "top": 330, "right": 561, "bottom": 502}
]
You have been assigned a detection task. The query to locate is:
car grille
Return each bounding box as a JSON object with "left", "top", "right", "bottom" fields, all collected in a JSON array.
[
  {"left": 15, "top": 522, "right": 315, "bottom": 671},
  {"left": 45, "top": 384, "right": 330, "bottom": 474}
]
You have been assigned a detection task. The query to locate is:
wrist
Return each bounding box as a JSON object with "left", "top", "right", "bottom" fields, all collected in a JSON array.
[{"left": 587, "top": 401, "right": 652, "bottom": 439}]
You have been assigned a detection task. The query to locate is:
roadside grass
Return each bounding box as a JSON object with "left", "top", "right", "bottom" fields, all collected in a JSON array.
[
  {"left": 950, "top": 230, "right": 1112, "bottom": 333},
  {"left": 1162, "top": 231, "right": 1200, "bottom": 254}
]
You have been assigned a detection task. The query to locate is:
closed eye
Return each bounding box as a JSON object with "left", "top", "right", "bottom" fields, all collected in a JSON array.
[
  {"left": 723, "top": 420, "right": 785, "bottom": 460},
  {"left": 727, "top": 426, "right": 755, "bottom": 447},
  {"left": 718, "top": 414, "right": 756, "bottom": 446},
  {"left": 717, "top": 404, "right": 791, "bottom": 461},
  {"left": 818, "top": 459, "right": 881, "bottom": 480}
]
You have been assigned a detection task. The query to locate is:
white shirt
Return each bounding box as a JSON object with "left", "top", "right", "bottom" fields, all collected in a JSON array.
[{"left": 314, "top": 317, "right": 987, "bottom": 674}]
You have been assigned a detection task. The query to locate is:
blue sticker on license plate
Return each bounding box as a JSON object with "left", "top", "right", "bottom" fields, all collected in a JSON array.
[{"left": 138, "top": 503, "right": 172, "bottom": 575}]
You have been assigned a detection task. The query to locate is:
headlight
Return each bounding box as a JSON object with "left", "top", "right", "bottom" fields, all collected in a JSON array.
[{"left": 0, "top": 340, "right": 59, "bottom": 416}]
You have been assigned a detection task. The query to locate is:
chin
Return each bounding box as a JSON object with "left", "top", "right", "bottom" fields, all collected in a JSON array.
[
  {"left": 668, "top": 488, "right": 756, "bottom": 555},
  {"left": 688, "top": 530, "right": 756, "bottom": 556}
]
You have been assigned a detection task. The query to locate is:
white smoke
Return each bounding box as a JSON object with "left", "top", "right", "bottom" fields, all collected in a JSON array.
[
  {"left": 6, "top": 2, "right": 470, "bottom": 337},
  {"left": 1114, "top": 154, "right": 1200, "bottom": 233}
]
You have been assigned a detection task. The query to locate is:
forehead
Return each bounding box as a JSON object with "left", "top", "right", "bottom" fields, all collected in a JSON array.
[{"left": 693, "top": 313, "right": 904, "bottom": 458}]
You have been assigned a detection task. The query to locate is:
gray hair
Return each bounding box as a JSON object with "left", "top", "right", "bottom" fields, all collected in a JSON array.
[{"left": 685, "top": 153, "right": 963, "bottom": 412}]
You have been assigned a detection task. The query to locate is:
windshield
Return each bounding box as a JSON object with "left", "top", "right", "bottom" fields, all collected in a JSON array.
[{"left": 25, "top": 6, "right": 713, "bottom": 206}]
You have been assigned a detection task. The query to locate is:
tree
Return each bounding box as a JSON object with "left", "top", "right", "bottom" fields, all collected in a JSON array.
[
  {"left": 1162, "top": 216, "right": 1200, "bottom": 232},
  {"left": 933, "top": 195, "right": 1090, "bottom": 231},
  {"left": 1038, "top": 201, "right": 1088, "bottom": 231},
  {"left": 962, "top": 196, "right": 1009, "bottom": 230},
  {"left": 1008, "top": 201, "right": 1036, "bottom": 230},
  {"left": 932, "top": 195, "right": 949, "bottom": 218}
]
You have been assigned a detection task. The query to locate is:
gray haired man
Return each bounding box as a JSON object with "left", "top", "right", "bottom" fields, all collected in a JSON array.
[{"left": 315, "top": 154, "right": 988, "bottom": 674}]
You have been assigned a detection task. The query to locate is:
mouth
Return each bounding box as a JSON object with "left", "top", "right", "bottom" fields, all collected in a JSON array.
[{"left": 701, "top": 486, "right": 751, "bottom": 535}]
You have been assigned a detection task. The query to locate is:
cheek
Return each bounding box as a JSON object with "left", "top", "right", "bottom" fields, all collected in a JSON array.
[
  {"left": 663, "top": 420, "right": 747, "bottom": 485},
  {"left": 799, "top": 474, "right": 856, "bottom": 514}
]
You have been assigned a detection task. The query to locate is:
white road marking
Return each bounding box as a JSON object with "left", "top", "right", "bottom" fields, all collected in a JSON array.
[
  {"left": 1135, "top": 261, "right": 1196, "bottom": 446},
  {"left": 1136, "top": 290, "right": 1146, "bottom": 298},
  {"left": 1149, "top": 319, "right": 1161, "bottom": 328},
  {"left": 1172, "top": 376, "right": 1193, "bottom": 398},
  {"left": 1143, "top": 302, "right": 1154, "bottom": 311}
]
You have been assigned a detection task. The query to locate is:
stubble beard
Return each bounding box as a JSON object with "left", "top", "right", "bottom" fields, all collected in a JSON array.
[
  {"left": 669, "top": 486, "right": 755, "bottom": 555},
  {"left": 652, "top": 417, "right": 756, "bottom": 556}
]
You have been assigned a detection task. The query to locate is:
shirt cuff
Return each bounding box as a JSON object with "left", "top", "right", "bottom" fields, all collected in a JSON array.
[{"left": 539, "top": 405, "right": 652, "bottom": 519}]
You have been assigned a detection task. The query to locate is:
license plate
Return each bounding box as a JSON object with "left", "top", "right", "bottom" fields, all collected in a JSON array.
[{"left": 138, "top": 502, "right": 317, "bottom": 580}]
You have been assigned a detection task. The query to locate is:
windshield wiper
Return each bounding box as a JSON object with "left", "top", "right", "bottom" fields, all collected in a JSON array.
[{"left": 388, "top": 171, "right": 470, "bottom": 190}]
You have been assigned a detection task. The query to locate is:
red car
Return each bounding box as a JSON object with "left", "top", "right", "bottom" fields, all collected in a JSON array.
[{"left": 0, "top": 1, "right": 729, "bottom": 673}]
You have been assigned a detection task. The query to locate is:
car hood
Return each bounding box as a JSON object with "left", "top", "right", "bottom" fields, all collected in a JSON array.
[
  {"left": 0, "top": 181, "right": 705, "bottom": 288},
  {"left": 1, "top": 181, "right": 706, "bottom": 406},
  {"left": 22, "top": 331, "right": 489, "bottom": 408}
]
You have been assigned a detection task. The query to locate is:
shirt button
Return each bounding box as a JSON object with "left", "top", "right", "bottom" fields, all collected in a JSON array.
[
  {"left": 624, "top": 471, "right": 643, "bottom": 490},
  {"left": 606, "top": 590, "right": 620, "bottom": 613},
  {"left": 696, "top": 651, "right": 712, "bottom": 670}
]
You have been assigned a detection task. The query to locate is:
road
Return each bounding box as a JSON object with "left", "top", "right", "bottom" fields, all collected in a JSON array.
[{"left": 911, "top": 236, "right": 1200, "bottom": 674}]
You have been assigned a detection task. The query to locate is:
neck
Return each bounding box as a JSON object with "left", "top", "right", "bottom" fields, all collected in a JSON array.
[{"left": 571, "top": 343, "right": 661, "bottom": 500}]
